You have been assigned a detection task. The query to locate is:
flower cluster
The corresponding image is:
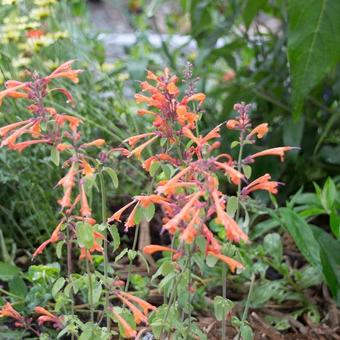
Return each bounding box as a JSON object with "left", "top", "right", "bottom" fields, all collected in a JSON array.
[{"left": 110, "top": 69, "right": 296, "bottom": 275}]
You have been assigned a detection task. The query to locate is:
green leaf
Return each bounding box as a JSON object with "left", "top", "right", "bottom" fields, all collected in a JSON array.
[
  {"left": 242, "top": 0, "right": 267, "bottom": 28},
  {"left": 240, "top": 323, "right": 253, "bottom": 340},
  {"left": 103, "top": 167, "right": 119, "bottom": 188},
  {"left": 321, "top": 177, "right": 337, "bottom": 212},
  {"left": 280, "top": 208, "right": 321, "bottom": 270},
  {"left": 128, "top": 249, "right": 137, "bottom": 261},
  {"left": 134, "top": 205, "right": 144, "bottom": 225},
  {"left": 92, "top": 279, "right": 102, "bottom": 305},
  {"left": 288, "top": 0, "right": 340, "bottom": 117},
  {"left": 242, "top": 165, "right": 252, "bottom": 179},
  {"left": 144, "top": 203, "right": 155, "bottom": 222},
  {"left": 312, "top": 226, "right": 340, "bottom": 305},
  {"left": 150, "top": 161, "right": 160, "bottom": 177},
  {"left": 330, "top": 211, "right": 340, "bottom": 239},
  {"left": 213, "top": 296, "right": 234, "bottom": 321},
  {"left": 9, "top": 276, "right": 27, "bottom": 297},
  {"left": 56, "top": 241, "right": 64, "bottom": 259},
  {"left": 76, "top": 222, "right": 94, "bottom": 250},
  {"left": 227, "top": 196, "right": 238, "bottom": 218},
  {"left": 0, "top": 262, "right": 20, "bottom": 281},
  {"left": 52, "top": 277, "right": 66, "bottom": 298},
  {"left": 263, "top": 233, "right": 282, "bottom": 263},
  {"left": 206, "top": 254, "right": 218, "bottom": 268},
  {"left": 108, "top": 224, "right": 120, "bottom": 252},
  {"left": 115, "top": 248, "right": 128, "bottom": 263},
  {"left": 231, "top": 141, "right": 239, "bottom": 149},
  {"left": 50, "top": 147, "right": 60, "bottom": 166}
]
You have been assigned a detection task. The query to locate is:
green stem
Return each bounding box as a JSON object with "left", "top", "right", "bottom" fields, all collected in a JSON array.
[
  {"left": 99, "top": 172, "right": 110, "bottom": 331},
  {"left": 66, "top": 225, "right": 75, "bottom": 340},
  {"left": 237, "top": 274, "right": 255, "bottom": 340},
  {"left": 236, "top": 133, "right": 245, "bottom": 221},
  {"left": 221, "top": 263, "right": 227, "bottom": 340},
  {"left": 187, "top": 245, "right": 193, "bottom": 339},
  {"left": 124, "top": 222, "right": 140, "bottom": 292},
  {"left": 86, "top": 258, "right": 94, "bottom": 323}
]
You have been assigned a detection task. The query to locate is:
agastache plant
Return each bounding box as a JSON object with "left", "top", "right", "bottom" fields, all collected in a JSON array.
[
  {"left": 110, "top": 67, "right": 296, "bottom": 338},
  {"left": 0, "top": 62, "right": 156, "bottom": 338}
]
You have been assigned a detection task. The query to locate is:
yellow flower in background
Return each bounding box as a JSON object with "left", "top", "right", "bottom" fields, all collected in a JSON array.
[{"left": 34, "top": 0, "right": 56, "bottom": 5}]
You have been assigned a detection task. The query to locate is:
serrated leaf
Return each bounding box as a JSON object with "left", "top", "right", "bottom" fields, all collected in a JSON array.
[
  {"left": 9, "top": 276, "right": 27, "bottom": 297},
  {"left": 213, "top": 296, "right": 234, "bottom": 321},
  {"left": 103, "top": 167, "right": 119, "bottom": 188}
]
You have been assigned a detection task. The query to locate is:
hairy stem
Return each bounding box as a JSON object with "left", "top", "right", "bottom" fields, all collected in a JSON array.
[
  {"left": 99, "top": 172, "right": 110, "bottom": 330},
  {"left": 86, "top": 258, "right": 94, "bottom": 323}
]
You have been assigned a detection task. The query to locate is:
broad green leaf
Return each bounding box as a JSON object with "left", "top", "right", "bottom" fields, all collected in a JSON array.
[
  {"left": 0, "top": 262, "right": 20, "bottom": 281},
  {"left": 242, "top": 165, "right": 252, "bottom": 179},
  {"left": 312, "top": 226, "right": 340, "bottom": 305},
  {"left": 330, "top": 211, "right": 340, "bottom": 239},
  {"left": 9, "top": 276, "right": 27, "bottom": 297},
  {"left": 242, "top": 0, "right": 267, "bottom": 28},
  {"left": 76, "top": 222, "right": 94, "bottom": 249},
  {"left": 227, "top": 196, "right": 238, "bottom": 218},
  {"left": 51, "top": 147, "right": 60, "bottom": 166},
  {"left": 103, "top": 167, "right": 119, "bottom": 188},
  {"left": 144, "top": 203, "right": 155, "bottom": 222},
  {"left": 288, "top": 0, "right": 340, "bottom": 117},
  {"left": 321, "top": 177, "right": 337, "bottom": 212},
  {"left": 108, "top": 224, "right": 120, "bottom": 252},
  {"left": 56, "top": 241, "right": 64, "bottom": 259},
  {"left": 263, "top": 233, "right": 282, "bottom": 263},
  {"left": 150, "top": 161, "right": 160, "bottom": 177},
  {"left": 52, "top": 277, "right": 66, "bottom": 298},
  {"left": 240, "top": 323, "right": 253, "bottom": 340},
  {"left": 280, "top": 208, "right": 321, "bottom": 270},
  {"left": 213, "top": 296, "right": 234, "bottom": 321}
]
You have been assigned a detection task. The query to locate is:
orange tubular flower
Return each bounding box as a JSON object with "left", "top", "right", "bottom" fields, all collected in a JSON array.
[
  {"left": 134, "top": 194, "right": 169, "bottom": 207},
  {"left": 180, "top": 209, "right": 200, "bottom": 244},
  {"left": 0, "top": 121, "right": 34, "bottom": 147},
  {"left": 124, "top": 202, "right": 140, "bottom": 229},
  {"left": 32, "top": 220, "right": 64, "bottom": 258},
  {"left": 0, "top": 302, "right": 24, "bottom": 322},
  {"left": 212, "top": 191, "right": 248, "bottom": 243},
  {"left": 226, "top": 119, "right": 239, "bottom": 129},
  {"left": 249, "top": 146, "right": 297, "bottom": 162},
  {"left": 116, "top": 293, "right": 148, "bottom": 325},
  {"left": 46, "top": 60, "right": 83, "bottom": 84},
  {"left": 128, "top": 135, "right": 159, "bottom": 159},
  {"left": 163, "top": 192, "right": 202, "bottom": 234},
  {"left": 57, "top": 162, "right": 76, "bottom": 209},
  {"left": 207, "top": 251, "right": 244, "bottom": 273},
  {"left": 247, "top": 123, "right": 268, "bottom": 139},
  {"left": 214, "top": 161, "right": 244, "bottom": 185},
  {"left": 157, "top": 166, "right": 191, "bottom": 194},
  {"left": 34, "top": 307, "right": 63, "bottom": 329},
  {"left": 119, "top": 292, "right": 156, "bottom": 315},
  {"left": 111, "top": 309, "right": 137, "bottom": 339},
  {"left": 9, "top": 139, "right": 50, "bottom": 153},
  {"left": 108, "top": 200, "right": 137, "bottom": 223},
  {"left": 143, "top": 245, "right": 176, "bottom": 255},
  {"left": 55, "top": 114, "right": 82, "bottom": 131},
  {"left": 242, "top": 174, "right": 281, "bottom": 195},
  {"left": 80, "top": 182, "right": 91, "bottom": 217},
  {"left": 0, "top": 119, "right": 31, "bottom": 138},
  {"left": 81, "top": 139, "right": 105, "bottom": 148},
  {"left": 0, "top": 83, "right": 29, "bottom": 106},
  {"left": 124, "top": 132, "right": 157, "bottom": 148},
  {"left": 81, "top": 158, "right": 94, "bottom": 177}
]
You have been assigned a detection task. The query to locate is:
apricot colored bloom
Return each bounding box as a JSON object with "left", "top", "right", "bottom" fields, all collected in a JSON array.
[
  {"left": 128, "top": 135, "right": 159, "bottom": 159},
  {"left": 212, "top": 190, "right": 248, "bottom": 243},
  {"left": 242, "top": 174, "right": 281, "bottom": 195},
  {"left": 214, "top": 161, "right": 244, "bottom": 185},
  {"left": 81, "top": 158, "right": 94, "bottom": 177},
  {"left": 226, "top": 119, "right": 239, "bottom": 129},
  {"left": 46, "top": 60, "right": 83, "bottom": 84},
  {"left": 157, "top": 166, "right": 192, "bottom": 194},
  {"left": 9, "top": 139, "right": 50, "bottom": 153},
  {"left": 207, "top": 251, "right": 244, "bottom": 273},
  {"left": 124, "top": 132, "right": 157, "bottom": 148},
  {"left": 116, "top": 293, "right": 148, "bottom": 325},
  {"left": 0, "top": 82, "right": 29, "bottom": 106},
  {"left": 134, "top": 194, "right": 169, "bottom": 207},
  {"left": 142, "top": 153, "right": 179, "bottom": 172},
  {"left": 1, "top": 121, "right": 35, "bottom": 147},
  {"left": 80, "top": 182, "right": 91, "bottom": 217},
  {"left": 119, "top": 291, "right": 156, "bottom": 315},
  {"left": 163, "top": 192, "right": 203, "bottom": 234},
  {"left": 108, "top": 200, "right": 137, "bottom": 223},
  {"left": 81, "top": 139, "right": 105, "bottom": 148},
  {"left": 111, "top": 309, "right": 137, "bottom": 339},
  {"left": 180, "top": 209, "right": 200, "bottom": 244},
  {"left": 0, "top": 302, "right": 24, "bottom": 322},
  {"left": 249, "top": 146, "right": 297, "bottom": 162},
  {"left": 57, "top": 162, "right": 76, "bottom": 209},
  {"left": 247, "top": 123, "right": 268, "bottom": 139},
  {"left": 33, "top": 219, "right": 64, "bottom": 258},
  {"left": 143, "top": 245, "right": 176, "bottom": 255},
  {"left": 34, "top": 307, "right": 63, "bottom": 329},
  {"left": 55, "top": 114, "right": 82, "bottom": 132},
  {"left": 0, "top": 119, "right": 32, "bottom": 138}
]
